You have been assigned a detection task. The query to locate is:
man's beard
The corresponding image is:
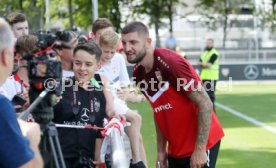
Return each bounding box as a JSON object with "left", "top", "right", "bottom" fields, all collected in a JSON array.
[{"left": 127, "top": 49, "right": 146, "bottom": 64}]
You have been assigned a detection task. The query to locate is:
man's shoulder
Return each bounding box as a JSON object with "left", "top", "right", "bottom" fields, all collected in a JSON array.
[
  {"left": 0, "top": 94, "right": 15, "bottom": 116},
  {"left": 0, "top": 86, "right": 9, "bottom": 98},
  {"left": 0, "top": 94, "right": 10, "bottom": 104},
  {"left": 154, "top": 48, "right": 184, "bottom": 66},
  {"left": 154, "top": 48, "right": 169, "bottom": 60},
  {"left": 212, "top": 48, "right": 220, "bottom": 55},
  {"left": 0, "top": 94, "right": 8, "bottom": 100}
]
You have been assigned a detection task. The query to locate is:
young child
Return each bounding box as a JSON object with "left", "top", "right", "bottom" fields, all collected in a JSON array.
[
  {"left": 53, "top": 42, "right": 117, "bottom": 167},
  {"left": 97, "top": 29, "right": 147, "bottom": 168}
]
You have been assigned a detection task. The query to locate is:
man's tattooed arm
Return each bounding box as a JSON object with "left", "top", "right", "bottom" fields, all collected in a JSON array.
[{"left": 187, "top": 84, "right": 213, "bottom": 150}]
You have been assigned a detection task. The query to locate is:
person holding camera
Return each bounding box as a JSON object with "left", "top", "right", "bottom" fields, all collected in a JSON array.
[
  {"left": 53, "top": 42, "right": 119, "bottom": 168},
  {"left": 1, "top": 35, "right": 39, "bottom": 113},
  {"left": 55, "top": 30, "right": 78, "bottom": 78},
  {"left": 0, "top": 18, "right": 43, "bottom": 168}
]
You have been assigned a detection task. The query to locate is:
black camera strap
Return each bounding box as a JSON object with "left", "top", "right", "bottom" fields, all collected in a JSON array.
[
  {"left": 71, "top": 86, "right": 79, "bottom": 115},
  {"left": 70, "top": 83, "right": 96, "bottom": 123}
]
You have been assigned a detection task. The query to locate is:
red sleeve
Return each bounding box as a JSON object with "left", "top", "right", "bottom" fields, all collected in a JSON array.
[{"left": 155, "top": 49, "right": 201, "bottom": 94}]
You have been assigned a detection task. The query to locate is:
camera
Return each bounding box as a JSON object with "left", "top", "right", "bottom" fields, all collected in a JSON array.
[
  {"left": 23, "top": 30, "right": 63, "bottom": 124},
  {"left": 12, "top": 94, "right": 27, "bottom": 112},
  {"left": 25, "top": 31, "right": 63, "bottom": 96},
  {"left": 12, "top": 94, "right": 26, "bottom": 106},
  {"left": 21, "top": 30, "right": 71, "bottom": 168},
  {"left": 28, "top": 58, "right": 62, "bottom": 84}
]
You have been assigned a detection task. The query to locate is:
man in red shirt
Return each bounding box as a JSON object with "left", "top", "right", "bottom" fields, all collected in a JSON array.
[{"left": 121, "top": 21, "right": 224, "bottom": 168}]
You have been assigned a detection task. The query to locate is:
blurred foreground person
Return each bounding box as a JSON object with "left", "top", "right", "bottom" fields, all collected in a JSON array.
[
  {"left": 1, "top": 35, "right": 39, "bottom": 113},
  {"left": 0, "top": 18, "right": 42, "bottom": 168}
]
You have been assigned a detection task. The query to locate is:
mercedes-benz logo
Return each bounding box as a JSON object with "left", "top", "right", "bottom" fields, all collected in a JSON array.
[
  {"left": 81, "top": 108, "right": 90, "bottom": 121},
  {"left": 244, "top": 65, "right": 259, "bottom": 80}
]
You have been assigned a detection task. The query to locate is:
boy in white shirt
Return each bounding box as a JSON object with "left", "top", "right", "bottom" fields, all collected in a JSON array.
[{"left": 94, "top": 22, "right": 147, "bottom": 167}]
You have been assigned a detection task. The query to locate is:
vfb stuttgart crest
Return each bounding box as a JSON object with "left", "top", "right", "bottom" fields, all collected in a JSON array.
[{"left": 155, "top": 70, "right": 162, "bottom": 82}]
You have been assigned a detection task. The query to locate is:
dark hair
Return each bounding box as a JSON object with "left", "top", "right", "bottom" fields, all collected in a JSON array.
[
  {"left": 92, "top": 18, "right": 113, "bottom": 34},
  {"left": 56, "top": 30, "right": 77, "bottom": 43},
  {"left": 73, "top": 42, "right": 102, "bottom": 62},
  {"left": 6, "top": 12, "right": 27, "bottom": 26},
  {"left": 207, "top": 38, "right": 214, "bottom": 43},
  {"left": 122, "top": 21, "right": 149, "bottom": 37},
  {"left": 15, "top": 35, "right": 39, "bottom": 54}
]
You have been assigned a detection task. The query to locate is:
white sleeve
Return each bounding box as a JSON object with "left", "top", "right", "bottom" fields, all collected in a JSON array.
[
  {"left": 0, "top": 86, "right": 9, "bottom": 99},
  {"left": 1, "top": 77, "right": 18, "bottom": 100},
  {"left": 116, "top": 53, "right": 131, "bottom": 86}
]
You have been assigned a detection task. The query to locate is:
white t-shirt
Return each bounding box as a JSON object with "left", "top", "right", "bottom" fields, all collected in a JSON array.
[
  {"left": 97, "top": 53, "right": 131, "bottom": 114},
  {"left": 63, "top": 70, "right": 74, "bottom": 78},
  {"left": 97, "top": 53, "right": 131, "bottom": 89},
  {"left": 0, "top": 86, "right": 9, "bottom": 98},
  {"left": 1, "top": 75, "right": 28, "bottom": 100}
]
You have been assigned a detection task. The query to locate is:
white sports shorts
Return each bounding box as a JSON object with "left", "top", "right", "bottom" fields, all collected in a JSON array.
[{"left": 114, "top": 98, "right": 129, "bottom": 115}]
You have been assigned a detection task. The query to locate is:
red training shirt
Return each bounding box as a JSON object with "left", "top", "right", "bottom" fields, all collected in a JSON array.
[{"left": 133, "top": 48, "right": 224, "bottom": 158}]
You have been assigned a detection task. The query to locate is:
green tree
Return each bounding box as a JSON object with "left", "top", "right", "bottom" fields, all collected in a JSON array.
[
  {"left": 98, "top": 0, "right": 127, "bottom": 32},
  {"left": 196, "top": 0, "right": 254, "bottom": 49},
  {"left": 132, "top": 0, "right": 184, "bottom": 47},
  {"left": 257, "top": 0, "right": 276, "bottom": 32},
  {"left": 0, "top": 0, "right": 21, "bottom": 16},
  {"left": 0, "top": 0, "right": 45, "bottom": 32},
  {"left": 48, "top": 0, "right": 125, "bottom": 32},
  {"left": 164, "top": 0, "right": 187, "bottom": 32}
]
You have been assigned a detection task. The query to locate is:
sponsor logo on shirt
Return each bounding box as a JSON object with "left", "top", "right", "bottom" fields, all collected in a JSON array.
[
  {"left": 63, "top": 121, "right": 90, "bottom": 126},
  {"left": 154, "top": 103, "right": 172, "bottom": 113}
]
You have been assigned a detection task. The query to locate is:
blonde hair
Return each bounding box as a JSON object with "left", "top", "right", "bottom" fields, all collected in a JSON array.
[{"left": 99, "top": 30, "right": 119, "bottom": 49}]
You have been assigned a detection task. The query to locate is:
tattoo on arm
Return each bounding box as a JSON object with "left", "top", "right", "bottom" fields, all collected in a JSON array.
[{"left": 187, "top": 84, "right": 213, "bottom": 150}]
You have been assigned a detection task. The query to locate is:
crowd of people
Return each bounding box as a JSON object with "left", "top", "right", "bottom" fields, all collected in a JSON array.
[{"left": 0, "top": 11, "right": 224, "bottom": 168}]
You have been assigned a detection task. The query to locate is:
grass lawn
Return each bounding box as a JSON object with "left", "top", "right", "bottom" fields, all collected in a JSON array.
[{"left": 128, "top": 82, "right": 276, "bottom": 168}]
